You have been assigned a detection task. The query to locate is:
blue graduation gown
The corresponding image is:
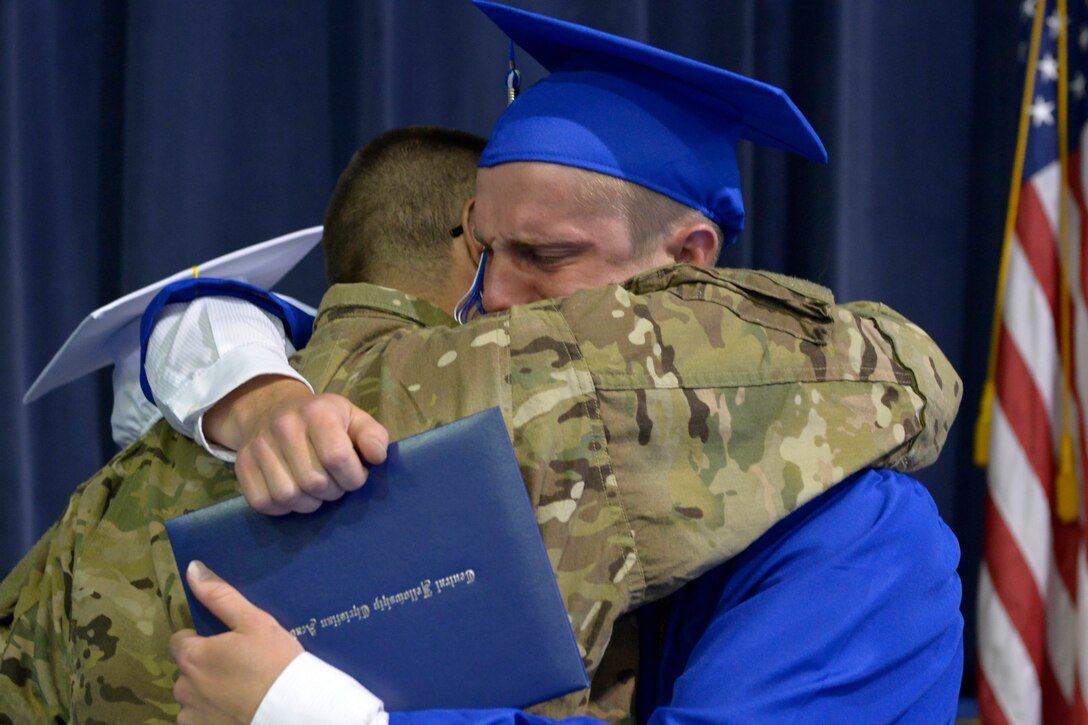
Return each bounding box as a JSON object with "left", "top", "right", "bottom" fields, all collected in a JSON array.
[{"left": 389, "top": 468, "right": 964, "bottom": 724}]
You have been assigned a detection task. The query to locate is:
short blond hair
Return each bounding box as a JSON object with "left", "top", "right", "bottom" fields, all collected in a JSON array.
[{"left": 573, "top": 170, "right": 723, "bottom": 259}]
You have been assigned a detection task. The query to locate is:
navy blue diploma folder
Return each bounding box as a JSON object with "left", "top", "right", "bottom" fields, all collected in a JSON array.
[{"left": 165, "top": 407, "right": 588, "bottom": 711}]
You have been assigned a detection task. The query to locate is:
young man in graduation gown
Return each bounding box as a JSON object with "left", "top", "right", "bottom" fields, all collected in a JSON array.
[{"left": 153, "top": 4, "right": 964, "bottom": 723}]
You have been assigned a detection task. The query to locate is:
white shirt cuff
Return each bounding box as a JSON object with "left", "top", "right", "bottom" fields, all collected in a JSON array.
[
  {"left": 252, "top": 652, "right": 389, "bottom": 725},
  {"left": 185, "top": 345, "right": 314, "bottom": 462},
  {"left": 145, "top": 296, "right": 313, "bottom": 460}
]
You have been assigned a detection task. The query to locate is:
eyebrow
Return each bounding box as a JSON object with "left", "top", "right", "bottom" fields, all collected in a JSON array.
[
  {"left": 472, "top": 224, "right": 589, "bottom": 251},
  {"left": 506, "top": 238, "right": 589, "bottom": 254}
]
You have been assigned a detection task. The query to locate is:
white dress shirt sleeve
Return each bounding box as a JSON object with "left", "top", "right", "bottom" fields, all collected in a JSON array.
[
  {"left": 251, "top": 652, "right": 389, "bottom": 725},
  {"left": 145, "top": 296, "right": 313, "bottom": 461}
]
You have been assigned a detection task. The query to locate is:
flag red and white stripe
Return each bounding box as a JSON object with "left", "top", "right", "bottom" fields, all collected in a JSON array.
[{"left": 977, "top": 1, "right": 1088, "bottom": 722}]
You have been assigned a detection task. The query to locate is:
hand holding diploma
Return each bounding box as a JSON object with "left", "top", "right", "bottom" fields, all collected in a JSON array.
[{"left": 170, "top": 561, "right": 303, "bottom": 724}]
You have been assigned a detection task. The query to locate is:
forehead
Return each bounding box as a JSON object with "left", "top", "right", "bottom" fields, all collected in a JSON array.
[
  {"left": 472, "top": 163, "right": 637, "bottom": 256},
  {"left": 474, "top": 163, "right": 623, "bottom": 227},
  {"left": 477, "top": 162, "right": 592, "bottom": 199}
]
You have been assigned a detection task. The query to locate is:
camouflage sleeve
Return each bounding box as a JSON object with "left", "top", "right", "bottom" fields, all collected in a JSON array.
[
  {"left": 561, "top": 266, "right": 962, "bottom": 606},
  {"left": 0, "top": 425, "right": 242, "bottom": 723},
  {"left": 290, "top": 263, "right": 962, "bottom": 690}
]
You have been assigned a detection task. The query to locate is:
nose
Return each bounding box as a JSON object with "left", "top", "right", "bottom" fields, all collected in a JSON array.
[{"left": 481, "top": 254, "right": 531, "bottom": 312}]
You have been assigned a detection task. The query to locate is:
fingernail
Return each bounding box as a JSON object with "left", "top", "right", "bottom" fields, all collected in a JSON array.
[{"left": 188, "top": 560, "right": 218, "bottom": 582}]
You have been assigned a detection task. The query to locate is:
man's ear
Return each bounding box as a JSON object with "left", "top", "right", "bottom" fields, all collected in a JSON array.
[
  {"left": 459, "top": 198, "right": 484, "bottom": 266},
  {"left": 666, "top": 222, "right": 720, "bottom": 268}
]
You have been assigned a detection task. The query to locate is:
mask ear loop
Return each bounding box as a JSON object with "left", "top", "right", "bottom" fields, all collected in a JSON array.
[{"left": 454, "top": 249, "right": 489, "bottom": 324}]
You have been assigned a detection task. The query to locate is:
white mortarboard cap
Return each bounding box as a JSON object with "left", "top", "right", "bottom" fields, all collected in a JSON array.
[{"left": 24, "top": 226, "right": 323, "bottom": 406}]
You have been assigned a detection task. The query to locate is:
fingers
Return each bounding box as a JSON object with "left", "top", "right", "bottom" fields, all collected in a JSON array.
[
  {"left": 169, "top": 628, "right": 197, "bottom": 668},
  {"left": 185, "top": 560, "right": 260, "bottom": 632},
  {"left": 269, "top": 401, "right": 341, "bottom": 501},
  {"left": 171, "top": 620, "right": 302, "bottom": 725},
  {"left": 234, "top": 451, "right": 282, "bottom": 515},
  {"left": 308, "top": 410, "right": 367, "bottom": 493},
  {"left": 170, "top": 630, "right": 211, "bottom": 719},
  {"left": 238, "top": 435, "right": 324, "bottom": 515},
  {"left": 349, "top": 409, "right": 389, "bottom": 467},
  {"left": 231, "top": 393, "right": 389, "bottom": 516},
  {"left": 171, "top": 617, "right": 300, "bottom": 724},
  {"left": 171, "top": 564, "right": 304, "bottom": 724}
]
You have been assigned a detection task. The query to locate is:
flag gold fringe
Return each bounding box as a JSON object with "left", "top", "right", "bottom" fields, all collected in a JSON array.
[
  {"left": 973, "top": 381, "right": 995, "bottom": 467},
  {"left": 1057, "top": 434, "right": 1079, "bottom": 522}
]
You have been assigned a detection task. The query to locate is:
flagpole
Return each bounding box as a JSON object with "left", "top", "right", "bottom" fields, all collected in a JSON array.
[
  {"left": 1055, "top": 0, "right": 1080, "bottom": 522},
  {"left": 974, "top": 0, "right": 1048, "bottom": 467}
]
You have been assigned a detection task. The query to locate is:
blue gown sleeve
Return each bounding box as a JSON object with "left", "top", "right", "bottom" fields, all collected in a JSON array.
[
  {"left": 390, "top": 712, "right": 601, "bottom": 724},
  {"left": 138, "top": 277, "right": 315, "bottom": 403},
  {"left": 643, "top": 468, "right": 964, "bottom": 725}
]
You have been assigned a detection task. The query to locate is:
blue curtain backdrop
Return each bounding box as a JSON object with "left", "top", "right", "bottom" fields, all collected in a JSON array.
[{"left": 1, "top": 0, "right": 1020, "bottom": 699}]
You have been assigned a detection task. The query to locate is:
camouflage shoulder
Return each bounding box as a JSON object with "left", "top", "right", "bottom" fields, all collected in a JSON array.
[
  {"left": 843, "top": 300, "right": 962, "bottom": 470},
  {"left": 617, "top": 264, "right": 960, "bottom": 470},
  {"left": 296, "top": 283, "right": 456, "bottom": 393},
  {"left": 737, "top": 268, "right": 835, "bottom": 304}
]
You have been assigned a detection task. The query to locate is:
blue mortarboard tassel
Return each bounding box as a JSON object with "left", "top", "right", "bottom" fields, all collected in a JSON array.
[{"left": 506, "top": 40, "right": 521, "bottom": 105}]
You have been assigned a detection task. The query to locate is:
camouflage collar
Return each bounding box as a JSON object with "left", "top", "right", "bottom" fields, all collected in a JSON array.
[
  {"left": 623, "top": 263, "right": 835, "bottom": 305},
  {"left": 316, "top": 282, "right": 457, "bottom": 329}
]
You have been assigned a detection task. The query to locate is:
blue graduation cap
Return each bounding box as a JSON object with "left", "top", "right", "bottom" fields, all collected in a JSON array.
[{"left": 474, "top": 0, "right": 827, "bottom": 247}]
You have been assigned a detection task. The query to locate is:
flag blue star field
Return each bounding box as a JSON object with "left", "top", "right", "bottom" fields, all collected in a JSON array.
[{"left": 977, "top": 0, "right": 1088, "bottom": 722}]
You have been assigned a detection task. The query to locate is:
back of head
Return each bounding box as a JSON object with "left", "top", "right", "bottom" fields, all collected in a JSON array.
[{"left": 323, "top": 126, "right": 486, "bottom": 288}]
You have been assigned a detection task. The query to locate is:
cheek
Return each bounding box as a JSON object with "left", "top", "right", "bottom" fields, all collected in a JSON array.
[
  {"left": 564, "top": 257, "right": 646, "bottom": 292},
  {"left": 482, "top": 260, "right": 542, "bottom": 308},
  {"left": 525, "top": 266, "right": 592, "bottom": 300},
  {"left": 533, "top": 277, "right": 576, "bottom": 300}
]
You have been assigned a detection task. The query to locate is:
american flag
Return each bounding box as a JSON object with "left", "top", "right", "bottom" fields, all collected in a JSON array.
[{"left": 977, "top": 0, "right": 1088, "bottom": 722}]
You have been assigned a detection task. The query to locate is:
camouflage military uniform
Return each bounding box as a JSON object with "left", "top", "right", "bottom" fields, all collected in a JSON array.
[{"left": 0, "top": 263, "right": 960, "bottom": 723}]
